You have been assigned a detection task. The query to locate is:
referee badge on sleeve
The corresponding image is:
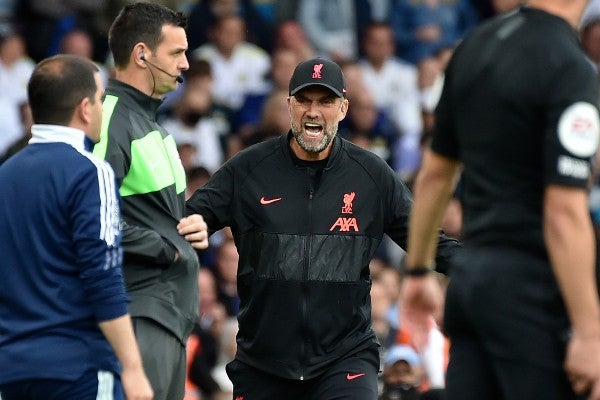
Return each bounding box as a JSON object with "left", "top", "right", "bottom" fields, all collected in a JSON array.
[{"left": 558, "top": 101, "right": 600, "bottom": 158}]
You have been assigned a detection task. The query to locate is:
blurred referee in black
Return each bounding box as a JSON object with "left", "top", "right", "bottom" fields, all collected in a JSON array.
[{"left": 401, "top": 1, "right": 600, "bottom": 399}]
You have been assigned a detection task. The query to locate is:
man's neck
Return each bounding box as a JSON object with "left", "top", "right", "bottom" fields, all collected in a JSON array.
[
  {"left": 370, "top": 58, "right": 385, "bottom": 72},
  {"left": 114, "top": 69, "right": 163, "bottom": 99},
  {"left": 527, "top": 0, "right": 588, "bottom": 28}
]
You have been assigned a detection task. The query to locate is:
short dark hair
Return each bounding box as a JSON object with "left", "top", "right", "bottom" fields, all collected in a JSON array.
[
  {"left": 109, "top": 2, "right": 187, "bottom": 68},
  {"left": 28, "top": 54, "right": 98, "bottom": 125}
]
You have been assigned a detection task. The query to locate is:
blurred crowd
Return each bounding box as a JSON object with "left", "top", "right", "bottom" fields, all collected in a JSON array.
[{"left": 2, "top": 0, "right": 600, "bottom": 399}]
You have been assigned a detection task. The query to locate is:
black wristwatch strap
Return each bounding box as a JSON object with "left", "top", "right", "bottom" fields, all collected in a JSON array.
[{"left": 404, "top": 264, "right": 435, "bottom": 277}]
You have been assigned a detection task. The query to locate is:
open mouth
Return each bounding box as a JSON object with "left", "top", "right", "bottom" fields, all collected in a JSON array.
[{"left": 304, "top": 122, "right": 323, "bottom": 136}]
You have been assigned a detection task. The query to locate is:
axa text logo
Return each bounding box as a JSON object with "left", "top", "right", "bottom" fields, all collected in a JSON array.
[
  {"left": 330, "top": 192, "right": 359, "bottom": 232},
  {"left": 330, "top": 217, "right": 359, "bottom": 232}
]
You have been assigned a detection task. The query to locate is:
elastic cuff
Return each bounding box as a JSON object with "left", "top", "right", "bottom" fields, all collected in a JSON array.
[{"left": 404, "top": 267, "right": 433, "bottom": 277}]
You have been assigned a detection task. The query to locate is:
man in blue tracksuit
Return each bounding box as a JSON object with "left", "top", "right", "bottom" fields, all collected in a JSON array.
[{"left": 0, "top": 55, "right": 152, "bottom": 400}]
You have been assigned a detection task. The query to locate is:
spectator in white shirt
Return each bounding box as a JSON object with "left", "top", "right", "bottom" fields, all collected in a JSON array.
[
  {"left": 162, "top": 59, "right": 226, "bottom": 174},
  {"left": 358, "top": 22, "right": 423, "bottom": 180},
  {"left": 191, "top": 15, "right": 270, "bottom": 115},
  {"left": 0, "top": 31, "right": 34, "bottom": 158}
]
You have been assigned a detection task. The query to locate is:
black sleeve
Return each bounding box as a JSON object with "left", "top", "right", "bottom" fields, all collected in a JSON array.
[
  {"left": 186, "top": 163, "right": 235, "bottom": 234},
  {"left": 384, "top": 163, "right": 461, "bottom": 274},
  {"left": 433, "top": 231, "right": 461, "bottom": 275},
  {"left": 543, "top": 57, "right": 600, "bottom": 188}
]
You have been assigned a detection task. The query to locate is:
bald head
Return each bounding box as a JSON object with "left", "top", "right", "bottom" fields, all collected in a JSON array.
[{"left": 28, "top": 54, "right": 99, "bottom": 125}]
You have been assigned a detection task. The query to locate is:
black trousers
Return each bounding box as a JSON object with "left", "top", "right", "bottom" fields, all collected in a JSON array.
[
  {"left": 226, "top": 346, "right": 380, "bottom": 400},
  {"left": 444, "top": 246, "right": 582, "bottom": 400}
]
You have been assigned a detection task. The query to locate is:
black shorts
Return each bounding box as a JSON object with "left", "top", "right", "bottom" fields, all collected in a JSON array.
[
  {"left": 226, "top": 346, "right": 380, "bottom": 400},
  {"left": 443, "top": 246, "right": 578, "bottom": 400}
]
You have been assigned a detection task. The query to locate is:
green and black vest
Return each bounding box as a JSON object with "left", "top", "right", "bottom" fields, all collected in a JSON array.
[{"left": 94, "top": 78, "right": 199, "bottom": 344}]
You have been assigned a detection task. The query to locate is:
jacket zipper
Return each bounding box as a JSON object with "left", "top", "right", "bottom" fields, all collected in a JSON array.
[{"left": 300, "top": 184, "right": 315, "bottom": 380}]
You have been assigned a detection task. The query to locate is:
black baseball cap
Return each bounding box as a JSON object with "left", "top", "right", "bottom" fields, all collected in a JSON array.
[{"left": 289, "top": 57, "right": 347, "bottom": 98}]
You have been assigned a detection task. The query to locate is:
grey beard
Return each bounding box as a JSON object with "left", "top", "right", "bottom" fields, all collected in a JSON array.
[{"left": 291, "top": 121, "right": 338, "bottom": 154}]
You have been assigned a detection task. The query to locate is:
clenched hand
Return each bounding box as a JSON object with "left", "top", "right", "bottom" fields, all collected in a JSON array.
[{"left": 177, "top": 214, "right": 209, "bottom": 249}]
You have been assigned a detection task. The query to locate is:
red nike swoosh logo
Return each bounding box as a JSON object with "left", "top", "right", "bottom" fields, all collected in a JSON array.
[
  {"left": 346, "top": 373, "right": 365, "bottom": 380},
  {"left": 260, "top": 196, "right": 282, "bottom": 205}
]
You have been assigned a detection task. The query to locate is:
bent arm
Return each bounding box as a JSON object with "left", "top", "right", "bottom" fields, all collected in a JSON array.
[
  {"left": 73, "top": 160, "right": 152, "bottom": 398},
  {"left": 400, "top": 149, "right": 460, "bottom": 338},
  {"left": 99, "top": 315, "right": 154, "bottom": 400},
  {"left": 120, "top": 220, "right": 178, "bottom": 265},
  {"left": 99, "top": 314, "right": 145, "bottom": 372},
  {"left": 544, "top": 185, "right": 600, "bottom": 397},
  {"left": 544, "top": 185, "right": 600, "bottom": 336},
  {"left": 406, "top": 148, "right": 461, "bottom": 269}
]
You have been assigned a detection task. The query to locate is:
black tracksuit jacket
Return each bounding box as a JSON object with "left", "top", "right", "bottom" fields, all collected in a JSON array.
[{"left": 186, "top": 132, "right": 459, "bottom": 380}]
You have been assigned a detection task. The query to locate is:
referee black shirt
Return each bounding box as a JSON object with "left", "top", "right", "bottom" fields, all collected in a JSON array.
[{"left": 432, "top": 6, "right": 600, "bottom": 255}]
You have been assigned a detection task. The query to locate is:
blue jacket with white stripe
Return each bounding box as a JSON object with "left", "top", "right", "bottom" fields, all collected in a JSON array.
[{"left": 0, "top": 125, "right": 129, "bottom": 384}]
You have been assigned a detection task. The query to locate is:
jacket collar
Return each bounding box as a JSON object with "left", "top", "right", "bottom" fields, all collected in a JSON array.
[
  {"left": 281, "top": 130, "right": 343, "bottom": 170},
  {"left": 29, "top": 124, "right": 95, "bottom": 152},
  {"left": 104, "top": 78, "right": 164, "bottom": 121}
]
